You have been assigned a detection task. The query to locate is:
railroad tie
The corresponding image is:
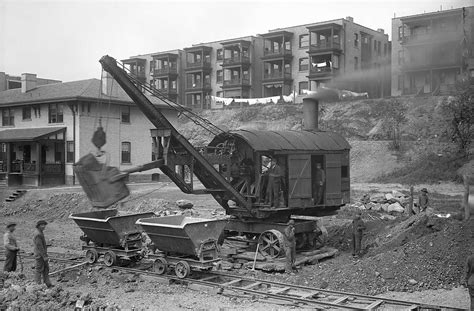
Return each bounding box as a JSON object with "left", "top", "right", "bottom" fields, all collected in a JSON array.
[
  {"left": 221, "top": 279, "right": 243, "bottom": 287},
  {"left": 365, "top": 299, "right": 384, "bottom": 310},
  {"left": 332, "top": 296, "right": 350, "bottom": 304},
  {"left": 199, "top": 276, "right": 218, "bottom": 282},
  {"left": 271, "top": 287, "right": 291, "bottom": 295},
  {"left": 242, "top": 282, "right": 262, "bottom": 289},
  {"left": 299, "top": 292, "right": 319, "bottom": 299}
]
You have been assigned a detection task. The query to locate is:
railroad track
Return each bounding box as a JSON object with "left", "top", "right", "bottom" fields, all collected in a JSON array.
[{"left": 111, "top": 266, "right": 455, "bottom": 310}]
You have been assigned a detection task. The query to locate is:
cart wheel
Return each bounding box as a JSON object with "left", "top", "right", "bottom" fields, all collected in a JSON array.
[
  {"left": 175, "top": 261, "right": 191, "bottom": 279},
  {"left": 85, "top": 249, "right": 98, "bottom": 264},
  {"left": 258, "top": 229, "right": 285, "bottom": 258},
  {"left": 103, "top": 251, "right": 117, "bottom": 267},
  {"left": 153, "top": 258, "right": 168, "bottom": 275}
]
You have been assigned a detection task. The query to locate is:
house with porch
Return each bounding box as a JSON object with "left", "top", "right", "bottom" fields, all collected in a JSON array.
[{"left": 0, "top": 73, "right": 177, "bottom": 187}]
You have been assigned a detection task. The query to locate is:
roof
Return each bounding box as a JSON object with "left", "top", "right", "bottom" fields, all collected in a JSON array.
[
  {"left": 217, "top": 130, "right": 350, "bottom": 152},
  {"left": 0, "top": 78, "right": 172, "bottom": 108},
  {"left": 0, "top": 127, "right": 65, "bottom": 142}
]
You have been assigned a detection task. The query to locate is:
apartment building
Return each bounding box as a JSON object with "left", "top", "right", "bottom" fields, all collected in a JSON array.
[
  {"left": 0, "top": 72, "right": 61, "bottom": 92},
  {"left": 0, "top": 74, "right": 177, "bottom": 187},
  {"left": 125, "top": 16, "right": 390, "bottom": 108},
  {"left": 391, "top": 6, "right": 474, "bottom": 96}
]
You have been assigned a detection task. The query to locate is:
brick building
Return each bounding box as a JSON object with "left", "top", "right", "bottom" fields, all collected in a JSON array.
[
  {"left": 0, "top": 72, "right": 61, "bottom": 92},
  {"left": 391, "top": 6, "right": 474, "bottom": 96},
  {"left": 0, "top": 74, "right": 177, "bottom": 187},
  {"left": 124, "top": 16, "right": 390, "bottom": 108}
]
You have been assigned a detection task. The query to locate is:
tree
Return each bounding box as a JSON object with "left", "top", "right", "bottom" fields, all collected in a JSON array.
[
  {"left": 382, "top": 99, "right": 408, "bottom": 151},
  {"left": 442, "top": 79, "right": 474, "bottom": 157}
]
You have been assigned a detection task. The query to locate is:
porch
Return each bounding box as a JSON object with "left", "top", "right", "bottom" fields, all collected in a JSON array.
[{"left": 0, "top": 127, "right": 66, "bottom": 187}]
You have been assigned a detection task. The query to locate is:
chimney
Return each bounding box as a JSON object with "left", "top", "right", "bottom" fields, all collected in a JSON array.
[
  {"left": 21, "top": 73, "right": 37, "bottom": 93},
  {"left": 0, "top": 72, "right": 6, "bottom": 92},
  {"left": 302, "top": 96, "right": 319, "bottom": 131},
  {"left": 346, "top": 16, "right": 354, "bottom": 22},
  {"left": 377, "top": 28, "right": 385, "bottom": 34}
]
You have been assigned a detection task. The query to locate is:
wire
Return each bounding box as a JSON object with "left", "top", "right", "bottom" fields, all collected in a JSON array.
[{"left": 119, "top": 182, "right": 170, "bottom": 205}]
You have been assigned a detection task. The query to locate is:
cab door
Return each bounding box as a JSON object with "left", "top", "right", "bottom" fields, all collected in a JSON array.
[
  {"left": 325, "top": 153, "right": 342, "bottom": 206},
  {"left": 288, "top": 154, "right": 312, "bottom": 208}
]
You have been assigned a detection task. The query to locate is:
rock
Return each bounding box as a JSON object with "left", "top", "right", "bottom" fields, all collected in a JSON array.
[
  {"left": 232, "top": 263, "right": 242, "bottom": 269},
  {"left": 176, "top": 199, "right": 194, "bottom": 209},
  {"left": 371, "top": 203, "right": 382, "bottom": 211},
  {"left": 375, "top": 272, "right": 380, "bottom": 277},
  {"left": 385, "top": 193, "right": 394, "bottom": 200},
  {"left": 381, "top": 203, "right": 390, "bottom": 212},
  {"left": 392, "top": 190, "right": 405, "bottom": 198},
  {"left": 388, "top": 202, "right": 404, "bottom": 213},
  {"left": 371, "top": 193, "right": 386, "bottom": 203},
  {"left": 380, "top": 214, "right": 396, "bottom": 220},
  {"left": 408, "top": 279, "right": 418, "bottom": 285},
  {"left": 320, "top": 281, "right": 329, "bottom": 289}
]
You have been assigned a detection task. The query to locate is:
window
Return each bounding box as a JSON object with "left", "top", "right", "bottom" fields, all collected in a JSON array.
[
  {"left": 121, "top": 106, "right": 130, "bottom": 123},
  {"left": 299, "top": 34, "right": 309, "bottom": 48},
  {"left": 217, "top": 49, "right": 223, "bottom": 61},
  {"left": 298, "top": 81, "right": 308, "bottom": 95},
  {"left": 377, "top": 41, "right": 381, "bottom": 56},
  {"left": 2, "top": 108, "right": 14, "bottom": 126},
  {"left": 22, "top": 106, "right": 31, "bottom": 120},
  {"left": 354, "top": 33, "right": 359, "bottom": 47},
  {"left": 48, "top": 103, "right": 63, "bottom": 123},
  {"left": 384, "top": 43, "right": 388, "bottom": 56},
  {"left": 398, "top": 50, "right": 404, "bottom": 65},
  {"left": 354, "top": 57, "right": 359, "bottom": 70},
  {"left": 216, "top": 70, "right": 223, "bottom": 83},
  {"left": 397, "top": 75, "right": 403, "bottom": 91},
  {"left": 374, "top": 40, "right": 377, "bottom": 51},
  {"left": 121, "top": 142, "right": 131, "bottom": 164},
  {"left": 299, "top": 58, "right": 309, "bottom": 71},
  {"left": 398, "top": 26, "right": 404, "bottom": 40},
  {"left": 333, "top": 55, "right": 339, "bottom": 69},
  {"left": 54, "top": 143, "right": 62, "bottom": 163},
  {"left": 66, "top": 141, "right": 75, "bottom": 163},
  {"left": 341, "top": 166, "right": 349, "bottom": 178}
]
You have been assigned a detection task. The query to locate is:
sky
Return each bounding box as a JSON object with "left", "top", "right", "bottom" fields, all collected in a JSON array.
[{"left": 0, "top": 0, "right": 472, "bottom": 82}]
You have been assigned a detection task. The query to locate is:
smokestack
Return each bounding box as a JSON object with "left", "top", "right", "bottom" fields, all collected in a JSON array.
[
  {"left": 302, "top": 96, "right": 319, "bottom": 131},
  {"left": 346, "top": 16, "right": 354, "bottom": 22},
  {"left": 377, "top": 28, "right": 385, "bottom": 34},
  {"left": 21, "top": 73, "right": 37, "bottom": 93}
]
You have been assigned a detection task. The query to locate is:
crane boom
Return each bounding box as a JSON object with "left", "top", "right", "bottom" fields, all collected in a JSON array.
[{"left": 99, "top": 55, "right": 254, "bottom": 216}]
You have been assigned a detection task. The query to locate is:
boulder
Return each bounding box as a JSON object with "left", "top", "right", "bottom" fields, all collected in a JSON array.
[
  {"left": 381, "top": 203, "right": 390, "bottom": 212},
  {"left": 176, "top": 199, "right": 194, "bottom": 209},
  {"left": 388, "top": 202, "right": 405, "bottom": 213},
  {"left": 392, "top": 190, "right": 405, "bottom": 198},
  {"left": 371, "top": 203, "right": 382, "bottom": 211},
  {"left": 370, "top": 193, "right": 386, "bottom": 203},
  {"left": 385, "top": 193, "right": 394, "bottom": 200}
]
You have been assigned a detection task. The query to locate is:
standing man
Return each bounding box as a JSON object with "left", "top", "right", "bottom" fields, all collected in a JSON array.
[
  {"left": 284, "top": 220, "right": 296, "bottom": 273},
  {"left": 351, "top": 211, "right": 366, "bottom": 257},
  {"left": 418, "top": 188, "right": 429, "bottom": 212},
  {"left": 315, "top": 163, "right": 325, "bottom": 205},
  {"left": 266, "top": 158, "right": 283, "bottom": 208},
  {"left": 33, "top": 220, "right": 52, "bottom": 287},
  {"left": 466, "top": 254, "right": 474, "bottom": 311},
  {"left": 3, "top": 222, "right": 19, "bottom": 272}
]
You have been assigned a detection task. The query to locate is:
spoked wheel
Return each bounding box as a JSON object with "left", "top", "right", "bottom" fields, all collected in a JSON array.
[
  {"left": 153, "top": 257, "right": 168, "bottom": 275},
  {"left": 258, "top": 229, "right": 285, "bottom": 258},
  {"left": 103, "top": 251, "right": 117, "bottom": 267},
  {"left": 85, "top": 249, "right": 98, "bottom": 264},
  {"left": 174, "top": 261, "right": 191, "bottom": 279}
]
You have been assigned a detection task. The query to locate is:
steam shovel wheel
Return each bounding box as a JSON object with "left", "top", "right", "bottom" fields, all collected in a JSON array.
[
  {"left": 85, "top": 249, "right": 98, "bottom": 264},
  {"left": 103, "top": 251, "right": 117, "bottom": 267},
  {"left": 258, "top": 229, "right": 285, "bottom": 258},
  {"left": 153, "top": 257, "right": 168, "bottom": 275},
  {"left": 175, "top": 261, "right": 191, "bottom": 279}
]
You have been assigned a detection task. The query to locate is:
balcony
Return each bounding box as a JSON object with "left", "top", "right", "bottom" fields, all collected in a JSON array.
[
  {"left": 152, "top": 66, "right": 178, "bottom": 77},
  {"left": 401, "top": 57, "right": 462, "bottom": 72},
  {"left": 262, "top": 48, "right": 293, "bottom": 60},
  {"left": 222, "top": 77, "right": 250, "bottom": 88},
  {"left": 185, "top": 82, "right": 211, "bottom": 91},
  {"left": 222, "top": 56, "right": 250, "bottom": 67},
  {"left": 263, "top": 71, "right": 292, "bottom": 82},
  {"left": 309, "top": 41, "right": 342, "bottom": 53},
  {"left": 130, "top": 69, "right": 146, "bottom": 79},
  {"left": 185, "top": 60, "right": 212, "bottom": 72},
  {"left": 156, "top": 87, "right": 178, "bottom": 95},
  {"left": 308, "top": 66, "right": 337, "bottom": 79},
  {"left": 401, "top": 31, "right": 461, "bottom": 46}
]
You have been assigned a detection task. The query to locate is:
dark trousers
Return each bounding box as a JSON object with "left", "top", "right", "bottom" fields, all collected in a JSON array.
[
  {"left": 3, "top": 249, "right": 17, "bottom": 272},
  {"left": 352, "top": 232, "right": 363, "bottom": 256},
  {"left": 469, "top": 286, "right": 473, "bottom": 311},
  {"left": 285, "top": 243, "right": 296, "bottom": 273},
  {"left": 35, "top": 257, "right": 51, "bottom": 286}
]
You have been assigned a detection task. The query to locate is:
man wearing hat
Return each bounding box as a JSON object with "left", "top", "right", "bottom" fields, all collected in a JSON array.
[
  {"left": 352, "top": 211, "right": 366, "bottom": 257},
  {"left": 33, "top": 220, "right": 52, "bottom": 287},
  {"left": 3, "top": 222, "right": 19, "bottom": 272},
  {"left": 418, "top": 188, "right": 429, "bottom": 213},
  {"left": 284, "top": 219, "right": 297, "bottom": 273}
]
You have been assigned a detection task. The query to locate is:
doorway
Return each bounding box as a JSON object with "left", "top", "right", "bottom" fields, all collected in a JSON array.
[{"left": 311, "top": 155, "right": 325, "bottom": 205}]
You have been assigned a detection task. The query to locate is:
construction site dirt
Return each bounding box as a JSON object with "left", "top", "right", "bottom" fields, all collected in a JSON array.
[{"left": 0, "top": 181, "right": 471, "bottom": 310}]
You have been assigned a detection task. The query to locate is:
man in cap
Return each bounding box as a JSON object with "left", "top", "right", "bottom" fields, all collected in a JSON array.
[
  {"left": 284, "top": 219, "right": 297, "bottom": 273},
  {"left": 33, "top": 220, "right": 52, "bottom": 287},
  {"left": 352, "top": 211, "right": 366, "bottom": 257},
  {"left": 418, "top": 188, "right": 429, "bottom": 213},
  {"left": 314, "top": 163, "right": 325, "bottom": 205},
  {"left": 3, "top": 222, "right": 19, "bottom": 272}
]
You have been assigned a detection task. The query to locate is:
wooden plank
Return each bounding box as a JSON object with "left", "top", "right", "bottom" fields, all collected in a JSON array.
[
  {"left": 333, "top": 296, "right": 349, "bottom": 304},
  {"left": 365, "top": 300, "right": 384, "bottom": 310},
  {"left": 271, "top": 287, "right": 291, "bottom": 294},
  {"left": 300, "top": 291, "right": 319, "bottom": 299},
  {"left": 242, "top": 282, "right": 261, "bottom": 289},
  {"left": 221, "top": 279, "right": 243, "bottom": 287},
  {"left": 199, "top": 275, "right": 218, "bottom": 282}
]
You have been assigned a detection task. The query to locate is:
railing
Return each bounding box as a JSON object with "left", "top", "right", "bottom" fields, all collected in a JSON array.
[
  {"left": 309, "top": 66, "right": 333, "bottom": 76},
  {"left": 263, "top": 48, "right": 292, "bottom": 57},
  {"left": 42, "top": 163, "right": 64, "bottom": 174},
  {"left": 23, "top": 163, "right": 36, "bottom": 172},
  {"left": 310, "top": 41, "right": 341, "bottom": 51},
  {"left": 402, "top": 31, "right": 460, "bottom": 44},
  {"left": 223, "top": 78, "right": 250, "bottom": 86},
  {"left": 11, "top": 162, "right": 22, "bottom": 173},
  {"left": 402, "top": 58, "right": 461, "bottom": 71},
  {"left": 263, "top": 72, "right": 292, "bottom": 80},
  {"left": 185, "top": 82, "right": 212, "bottom": 90},
  {"left": 186, "top": 61, "right": 211, "bottom": 69},
  {"left": 130, "top": 69, "right": 146, "bottom": 77},
  {"left": 0, "top": 162, "right": 6, "bottom": 172},
  {"left": 153, "top": 66, "right": 178, "bottom": 75},
  {"left": 223, "top": 56, "right": 250, "bottom": 65}
]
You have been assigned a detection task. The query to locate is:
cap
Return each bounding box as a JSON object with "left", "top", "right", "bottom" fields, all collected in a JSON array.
[
  {"left": 6, "top": 222, "right": 16, "bottom": 228},
  {"left": 36, "top": 220, "right": 48, "bottom": 227},
  {"left": 288, "top": 219, "right": 295, "bottom": 225},
  {"left": 421, "top": 188, "right": 428, "bottom": 193}
]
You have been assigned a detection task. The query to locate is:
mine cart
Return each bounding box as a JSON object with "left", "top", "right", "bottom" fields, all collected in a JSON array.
[
  {"left": 70, "top": 209, "right": 156, "bottom": 266},
  {"left": 137, "top": 215, "right": 227, "bottom": 278}
]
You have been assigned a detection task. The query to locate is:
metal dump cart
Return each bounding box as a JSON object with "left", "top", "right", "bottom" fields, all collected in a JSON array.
[
  {"left": 137, "top": 215, "right": 227, "bottom": 278},
  {"left": 70, "top": 209, "right": 155, "bottom": 266}
]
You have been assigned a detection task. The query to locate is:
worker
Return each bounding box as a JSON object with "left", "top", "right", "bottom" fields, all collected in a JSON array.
[
  {"left": 418, "top": 188, "right": 429, "bottom": 212},
  {"left": 266, "top": 158, "right": 283, "bottom": 208},
  {"left": 33, "top": 220, "right": 53, "bottom": 287},
  {"left": 315, "top": 163, "right": 325, "bottom": 205},
  {"left": 308, "top": 221, "right": 323, "bottom": 250},
  {"left": 284, "top": 220, "right": 296, "bottom": 273},
  {"left": 351, "top": 211, "right": 366, "bottom": 257},
  {"left": 3, "top": 222, "right": 19, "bottom": 272},
  {"left": 466, "top": 254, "right": 474, "bottom": 311}
]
